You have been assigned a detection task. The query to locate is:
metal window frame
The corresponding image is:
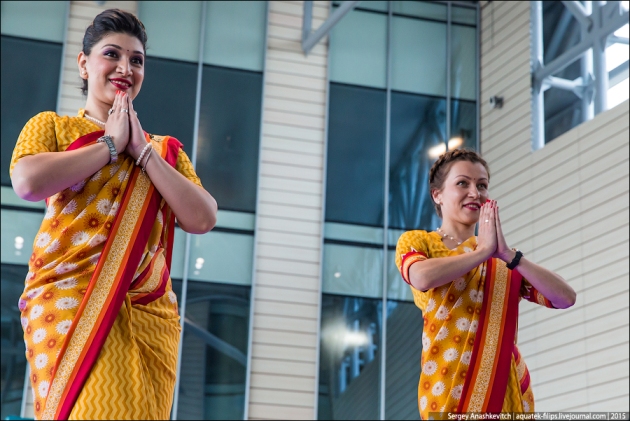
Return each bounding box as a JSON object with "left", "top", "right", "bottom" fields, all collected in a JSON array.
[
  {"left": 302, "top": 0, "right": 361, "bottom": 55},
  {"left": 531, "top": 1, "right": 629, "bottom": 150}
]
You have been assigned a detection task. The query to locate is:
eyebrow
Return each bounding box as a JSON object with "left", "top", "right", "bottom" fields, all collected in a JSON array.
[
  {"left": 102, "top": 44, "right": 144, "bottom": 56},
  {"left": 456, "top": 175, "right": 489, "bottom": 182}
]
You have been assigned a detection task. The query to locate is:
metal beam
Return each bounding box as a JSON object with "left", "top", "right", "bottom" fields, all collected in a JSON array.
[
  {"left": 531, "top": 1, "right": 545, "bottom": 150},
  {"left": 302, "top": 0, "right": 360, "bottom": 55},
  {"left": 609, "top": 60, "right": 630, "bottom": 87},
  {"left": 545, "top": 7, "right": 574, "bottom": 63},
  {"left": 608, "top": 35, "right": 630, "bottom": 45},
  {"left": 561, "top": 1, "right": 593, "bottom": 29}
]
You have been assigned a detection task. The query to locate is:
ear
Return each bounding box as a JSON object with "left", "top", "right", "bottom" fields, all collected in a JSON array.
[
  {"left": 77, "top": 52, "right": 88, "bottom": 79},
  {"left": 431, "top": 189, "right": 442, "bottom": 205}
]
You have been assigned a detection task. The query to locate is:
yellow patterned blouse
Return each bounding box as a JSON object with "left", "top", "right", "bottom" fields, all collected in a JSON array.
[{"left": 10, "top": 110, "right": 202, "bottom": 188}]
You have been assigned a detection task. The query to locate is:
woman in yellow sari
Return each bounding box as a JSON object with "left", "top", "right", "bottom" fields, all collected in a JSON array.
[
  {"left": 10, "top": 9, "right": 218, "bottom": 420},
  {"left": 395, "top": 149, "right": 576, "bottom": 419}
]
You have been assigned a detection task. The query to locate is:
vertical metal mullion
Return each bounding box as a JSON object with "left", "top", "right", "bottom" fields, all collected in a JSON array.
[
  {"left": 243, "top": 1, "right": 270, "bottom": 418},
  {"left": 530, "top": 1, "right": 545, "bottom": 150},
  {"left": 55, "top": 0, "right": 71, "bottom": 115},
  {"left": 446, "top": 2, "right": 452, "bottom": 149},
  {"left": 171, "top": 2, "right": 207, "bottom": 419},
  {"left": 592, "top": 1, "right": 608, "bottom": 115},
  {"left": 313, "top": 0, "right": 333, "bottom": 417},
  {"left": 580, "top": 1, "right": 594, "bottom": 123},
  {"left": 475, "top": 1, "right": 480, "bottom": 154},
  {"left": 380, "top": 3, "right": 393, "bottom": 420}
]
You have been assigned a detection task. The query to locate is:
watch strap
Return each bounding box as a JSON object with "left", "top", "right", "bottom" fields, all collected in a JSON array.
[{"left": 506, "top": 249, "right": 523, "bottom": 270}]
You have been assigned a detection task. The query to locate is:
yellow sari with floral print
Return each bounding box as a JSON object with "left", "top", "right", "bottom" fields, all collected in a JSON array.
[
  {"left": 11, "top": 110, "right": 201, "bottom": 420},
  {"left": 395, "top": 230, "right": 556, "bottom": 419}
]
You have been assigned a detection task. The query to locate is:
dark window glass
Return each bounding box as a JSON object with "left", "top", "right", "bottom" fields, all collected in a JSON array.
[
  {"left": 1, "top": 264, "right": 28, "bottom": 419},
  {"left": 388, "top": 91, "right": 445, "bottom": 231},
  {"left": 133, "top": 56, "right": 198, "bottom": 155},
  {"left": 451, "top": 99, "right": 477, "bottom": 151},
  {"left": 384, "top": 300, "right": 423, "bottom": 420},
  {"left": 1, "top": 36, "right": 62, "bottom": 186},
  {"left": 326, "top": 83, "right": 386, "bottom": 227},
  {"left": 318, "top": 294, "right": 382, "bottom": 420},
  {"left": 196, "top": 66, "right": 263, "bottom": 213},
  {"left": 176, "top": 281, "right": 250, "bottom": 420}
]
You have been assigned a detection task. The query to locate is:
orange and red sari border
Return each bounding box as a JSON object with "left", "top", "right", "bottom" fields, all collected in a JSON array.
[{"left": 400, "top": 250, "right": 427, "bottom": 285}]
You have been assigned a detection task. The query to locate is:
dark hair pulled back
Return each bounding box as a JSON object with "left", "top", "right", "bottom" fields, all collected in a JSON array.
[
  {"left": 81, "top": 9, "right": 147, "bottom": 95},
  {"left": 429, "top": 148, "right": 490, "bottom": 218}
]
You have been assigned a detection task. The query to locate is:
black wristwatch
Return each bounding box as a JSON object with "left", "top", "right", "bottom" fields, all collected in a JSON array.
[{"left": 506, "top": 249, "right": 523, "bottom": 270}]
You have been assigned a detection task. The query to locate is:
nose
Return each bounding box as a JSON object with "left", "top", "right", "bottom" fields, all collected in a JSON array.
[
  {"left": 117, "top": 59, "right": 132, "bottom": 76},
  {"left": 468, "top": 184, "right": 480, "bottom": 198}
]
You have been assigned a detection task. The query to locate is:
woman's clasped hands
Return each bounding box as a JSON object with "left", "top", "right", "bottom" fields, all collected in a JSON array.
[
  {"left": 104, "top": 91, "right": 148, "bottom": 162},
  {"left": 476, "top": 199, "right": 514, "bottom": 263}
]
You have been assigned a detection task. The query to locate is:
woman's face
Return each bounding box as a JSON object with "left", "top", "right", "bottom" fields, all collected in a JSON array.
[
  {"left": 433, "top": 160, "right": 489, "bottom": 226},
  {"left": 78, "top": 32, "right": 145, "bottom": 105}
]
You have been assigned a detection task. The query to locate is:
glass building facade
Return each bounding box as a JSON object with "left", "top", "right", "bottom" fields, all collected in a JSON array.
[
  {"left": 318, "top": 2, "right": 477, "bottom": 419},
  {"left": 1, "top": 1, "right": 479, "bottom": 420}
]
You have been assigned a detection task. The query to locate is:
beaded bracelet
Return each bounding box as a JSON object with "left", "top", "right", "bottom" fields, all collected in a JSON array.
[
  {"left": 141, "top": 146, "right": 154, "bottom": 173},
  {"left": 136, "top": 143, "right": 152, "bottom": 166}
]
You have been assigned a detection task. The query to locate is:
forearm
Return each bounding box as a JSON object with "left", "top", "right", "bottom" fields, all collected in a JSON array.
[
  {"left": 408, "top": 249, "right": 491, "bottom": 291},
  {"left": 11, "top": 144, "right": 111, "bottom": 202},
  {"left": 503, "top": 251, "right": 576, "bottom": 309},
  {"left": 143, "top": 152, "right": 217, "bottom": 234}
]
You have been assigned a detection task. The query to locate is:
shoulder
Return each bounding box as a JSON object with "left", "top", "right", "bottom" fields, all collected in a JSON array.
[{"left": 397, "top": 230, "right": 432, "bottom": 246}]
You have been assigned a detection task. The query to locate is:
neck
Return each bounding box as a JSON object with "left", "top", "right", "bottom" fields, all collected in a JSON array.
[
  {"left": 83, "top": 96, "right": 111, "bottom": 123},
  {"left": 439, "top": 220, "right": 476, "bottom": 242}
]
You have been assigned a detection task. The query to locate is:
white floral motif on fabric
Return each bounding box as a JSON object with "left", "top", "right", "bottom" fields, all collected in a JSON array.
[
  {"left": 167, "top": 291, "right": 178, "bottom": 304},
  {"left": 461, "top": 350, "right": 472, "bottom": 366},
  {"left": 32, "top": 328, "right": 47, "bottom": 344},
  {"left": 30, "top": 305, "right": 44, "bottom": 320},
  {"left": 435, "top": 326, "right": 449, "bottom": 341},
  {"left": 26, "top": 287, "right": 44, "bottom": 299},
  {"left": 435, "top": 305, "right": 448, "bottom": 320},
  {"left": 86, "top": 194, "right": 97, "bottom": 205},
  {"left": 454, "top": 277, "right": 466, "bottom": 291},
  {"left": 55, "top": 297, "right": 79, "bottom": 310},
  {"left": 469, "top": 320, "right": 478, "bottom": 333},
  {"left": 70, "top": 180, "right": 86, "bottom": 192},
  {"left": 96, "top": 199, "right": 112, "bottom": 215},
  {"left": 443, "top": 348, "right": 458, "bottom": 362},
  {"left": 455, "top": 317, "right": 470, "bottom": 332},
  {"left": 88, "top": 234, "right": 107, "bottom": 248},
  {"left": 44, "top": 204, "right": 56, "bottom": 220},
  {"left": 55, "top": 262, "right": 77, "bottom": 275},
  {"left": 43, "top": 259, "right": 58, "bottom": 270},
  {"left": 420, "top": 396, "right": 428, "bottom": 411},
  {"left": 61, "top": 199, "right": 78, "bottom": 215},
  {"left": 451, "top": 384, "right": 463, "bottom": 400},
  {"left": 35, "top": 353, "right": 49, "bottom": 369},
  {"left": 44, "top": 239, "right": 61, "bottom": 254},
  {"left": 56, "top": 320, "right": 72, "bottom": 335},
  {"left": 38, "top": 380, "right": 50, "bottom": 398},
  {"left": 56, "top": 278, "right": 77, "bottom": 290},
  {"left": 431, "top": 381, "right": 445, "bottom": 396},
  {"left": 423, "top": 360, "right": 438, "bottom": 375},
  {"left": 36, "top": 232, "right": 52, "bottom": 248},
  {"left": 426, "top": 298, "right": 436, "bottom": 313},
  {"left": 71, "top": 231, "right": 90, "bottom": 246},
  {"left": 453, "top": 296, "right": 463, "bottom": 308},
  {"left": 422, "top": 332, "right": 431, "bottom": 349}
]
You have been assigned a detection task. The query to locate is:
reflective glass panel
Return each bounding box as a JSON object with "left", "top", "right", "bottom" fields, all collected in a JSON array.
[
  {"left": 1, "top": 210, "right": 44, "bottom": 266},
  {"left": 392, "top": 1, "right": 446, "bottom": 20},
  {"left": 451, "top": 100, "right": 477, "bottom": 151},
  {"left": 176, "top": 281, "right": 250, "bottom": 420},
  {"left": 138, "top": 1, "right": 202, "bottom": 62},
  {"left": 1, "top": 1, "right": 66, "bottom": 42},
  {"left": 196, "top": 66, "right": 263, "bottom": 214},
  {"left": 322, "top": 243, "right": 383, "bottom": 299},
  {"left": 1, "top": 36, "right": 61, "bottom": 186},
  {"left": 451, "top": 24, "right": 477, "bottom": 101},
  {"left": 1, "top": 264, "right": 29, "bottom": 420},
  {"left": 203, "top": 1, "right": 266, "bottom": 72},
  {"left": 452, "top": 6, "right": 477, "bottom": 26},
  {"left": 133, "top": 56, "right": 197, "bottom": 155},
  {"left": 386, "top": 247, "right": 414, "bottom": 302},
  {"left": 329, "top": 9, "right": 387, "bottom": 89},
  {"left": 388, "top": 91, "right": 445, "bottom": 231},
  {"left": 326, "top": 83, "right": 386, "bottom": 227},
  {"left": 384, "top": 300, "right": 423, "bottom": 420},
  {"left": 318, "top": 295, "right": 382, "bottom": 420},
  {"left": 391, "top": 16, "right": 446, "bottom": 97}
]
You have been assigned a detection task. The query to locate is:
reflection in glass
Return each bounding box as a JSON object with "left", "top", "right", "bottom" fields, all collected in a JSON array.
[
  {"left": 323, "top": 243, "right": 383, "bottom": 299},
  {"left": 451, "top": 24, "right": 477, "bottom": 101},
  {"left": 326, "top": 83, "right": 386, "bottom": 227},
  {"left": 388, "top": 92, "right": 446, "bottom": 231},
  {"left": 386, "top": 248, "right": 414, "bottom": 303},
  {"left": 385, "top": 300, "right": 423, "bottom": 420},
  {"left": 196, "top": 66, "right": 263, "bottom": 214},
  {"left": 318, "top": 295, "right": 382, "bottom": 420},
  {"left": 1, "top": 264, "right": 28, "bottom": 420},
  {"left": 451, "top": 100, "right": 477, "bottom": 151},
  {"left": 176, "top": 281, "right": 250, "bottom": 420}
]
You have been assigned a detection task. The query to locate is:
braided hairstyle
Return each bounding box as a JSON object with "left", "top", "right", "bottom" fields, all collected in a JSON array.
[
  {"left": 80, "top": 9, "right": 148, "bottom": 95},
  {"left": 429, "top": 148, "right": 490, "bottom": 218}
]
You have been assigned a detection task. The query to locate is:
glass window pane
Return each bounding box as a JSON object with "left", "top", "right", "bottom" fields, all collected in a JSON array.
[
  {"left": 1, "top": 36, "right": 61, "bottom": 186},
  {"left": 387, "top": 248, "right": 414, "bottom": 302},
  {"left": 138, "top": 1, "right": 202, "bottom": 62},
  {"left": 176, "top": 281, "right": 250, "bottom": 420},
  {"left": 451, "top": 25, "right": 477, "bottom": 101},
  {"left": 324, "top": 222, "right": 383, "bottom": 247},
  {"left": 1, "top": 210, "right": 44, "bottom": 266},
  {"left": 326, "top": 83, "right": 386, "bottom": 227},
  {"left": 204, "top": 1, "right": 266, "bottom": 72},
  {"left": 133, "top": 56, "right": 197, "bottom": 155},
  {"left": 330, "top": 9, "right": 387, "bottom": 89},
  {"left": 318, "top": 295, "right": 382, "bottom": 420},
  {"left": 452, "top": 6, "right": 477, "bottom": 26},
  {"left": 451, "top": 100, "right": 477, "bottom": 151},
  {"left": 334, "top": 1, "right": 388, "bottom": 13},
  {"left": 392, "top": 1, "right": 446, "bottom": 20},
  {"left": 1, "top": 186, "right": 45, "bottom": 210},
  {"left": 384, "top": 300, "right": 423, "bottom": 420},
  {"left": 196, "top": 66, "right": 263, "bottom": 214},
  {"left": 392, "top": 16, "right": 446, "bottom": 97},
  {"left": 1, "top": 264, "right": 29, "bottom": 420},
  {"left": 323, "top": 243, "right": 383, "bottom": 299},
  {"left": 187, "top": 231, "right": 254, "bottom": 286},
  {"left": 388, "top": 92, "right": 445, "bottom": 231},
  {"left": 1, "top": 1, "right": 66, "bottom": 43}
]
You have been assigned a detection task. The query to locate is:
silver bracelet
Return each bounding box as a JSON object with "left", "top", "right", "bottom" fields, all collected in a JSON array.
[
  {"left": 136, "top": 143, "right": 152, "bottom": 166},
  {"left": 142, "top": 146, "right": 154, "bottom": 173},
  {"left": 97, "top": 135, "right": 117, "bottom": 163}
]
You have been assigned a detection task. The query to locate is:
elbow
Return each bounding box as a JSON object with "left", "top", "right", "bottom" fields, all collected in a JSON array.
[
  {"left": 179, "top": 202, "right": 217, "bottom": 235},
  {"left": 554, "top": 289, "right": 577, "bottom": 309},
  {"left": 11, "top": 176, "right": 43, "bottom": 202}
]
